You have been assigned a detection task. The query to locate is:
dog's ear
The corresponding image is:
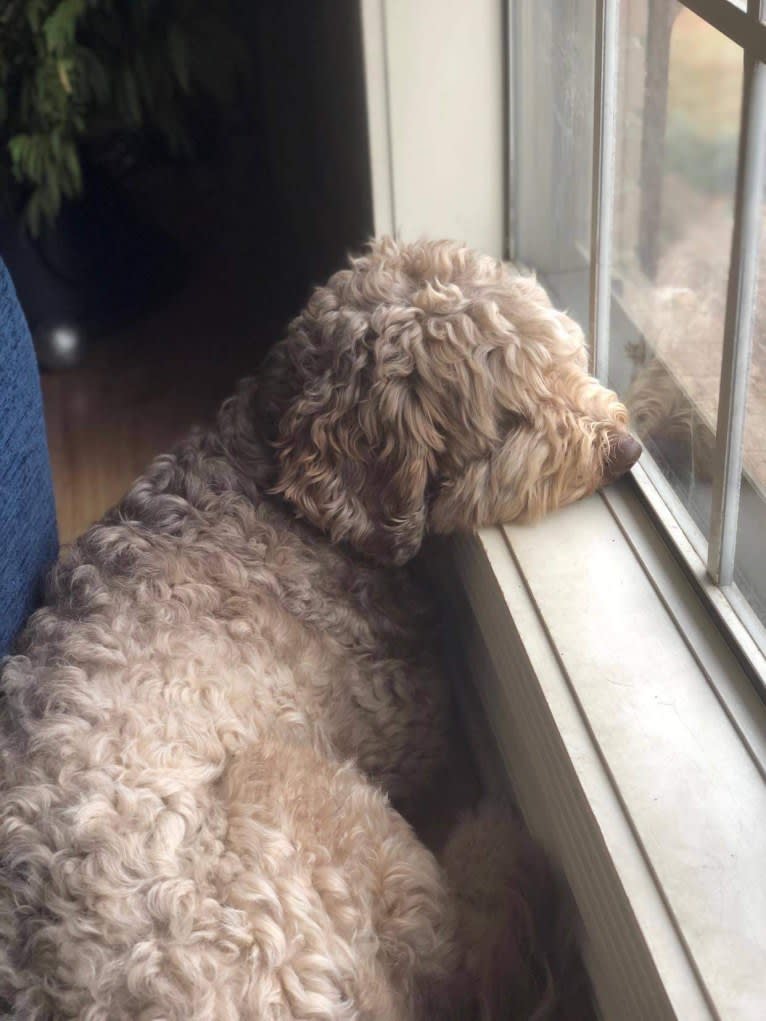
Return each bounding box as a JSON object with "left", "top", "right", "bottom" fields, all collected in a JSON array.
[{"left": 265, "top": 326, "right": 440, "bottom": 566}]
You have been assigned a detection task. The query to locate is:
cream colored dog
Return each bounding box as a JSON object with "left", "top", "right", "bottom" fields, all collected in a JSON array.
[{"left": 0, "top": 239, "right": 638, "bottom": 1019}]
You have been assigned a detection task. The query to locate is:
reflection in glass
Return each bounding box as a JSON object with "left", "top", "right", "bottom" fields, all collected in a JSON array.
[
  {"left": 513, "top": 0, "right": 595, "bottom": 325},
  {"left": 611, "top": 2, "right": 743, "bottom": 544},
  {"left": 733, "top": 186, "right": 766, "bottom": 626}
]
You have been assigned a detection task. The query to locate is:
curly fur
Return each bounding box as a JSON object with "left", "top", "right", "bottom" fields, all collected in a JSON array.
[
  {"left": 626, "top": 355, "right": 715, "bottom": 483},
  {"left": 0, "top": 239, "right": 634, "bottom": 1019},
  {"left": 257, "top": 238, "right": 632, "bottom": 564}
]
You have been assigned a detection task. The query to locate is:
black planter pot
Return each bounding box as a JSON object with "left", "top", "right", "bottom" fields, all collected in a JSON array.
[{"left": 0, "top": 164, "right": 186, "bottom": 370}]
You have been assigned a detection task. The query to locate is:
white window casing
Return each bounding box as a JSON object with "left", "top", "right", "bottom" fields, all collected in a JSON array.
[{"left": 360, "top": 0, "right": 505, "bottom": 255}]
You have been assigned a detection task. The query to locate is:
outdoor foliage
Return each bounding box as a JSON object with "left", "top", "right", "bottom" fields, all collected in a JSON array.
[{"left": 0, "top": 0, "right": 244, "bottom": 234}]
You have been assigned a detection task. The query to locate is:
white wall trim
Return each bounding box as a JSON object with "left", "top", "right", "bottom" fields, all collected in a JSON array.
[
  {"left": 360, "top": 0, "right": 395, "bottom": 237},
  {"left": 360, "top": 0, "right": 505, "bottom": 256}
]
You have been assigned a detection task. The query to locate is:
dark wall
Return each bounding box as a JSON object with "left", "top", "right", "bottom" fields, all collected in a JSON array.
[{"left": 246, "top": 0, "right": 374, "bottom": 309}]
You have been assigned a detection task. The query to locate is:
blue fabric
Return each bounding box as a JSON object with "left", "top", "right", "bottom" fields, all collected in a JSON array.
[{"left": 0, "top": 258, "right": 58, "bottom": 655}]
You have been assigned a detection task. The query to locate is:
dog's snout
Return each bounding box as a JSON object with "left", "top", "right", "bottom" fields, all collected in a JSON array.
[{"left": 604, "top": 432, "right": 642, "bottom": 484}]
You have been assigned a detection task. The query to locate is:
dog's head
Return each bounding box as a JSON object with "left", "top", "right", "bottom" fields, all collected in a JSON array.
[{"left": 257, "top": 238, "right": 640, "bottom": 565}]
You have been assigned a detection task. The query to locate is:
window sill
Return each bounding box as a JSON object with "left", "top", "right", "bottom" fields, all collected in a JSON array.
[{"left": 440, "top": 478, "right": 766, "bottom": 1020}]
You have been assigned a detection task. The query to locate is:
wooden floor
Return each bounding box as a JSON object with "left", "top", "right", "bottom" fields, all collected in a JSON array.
[{"left": 41, "top": 248, "right": 281, "bottom": 544}]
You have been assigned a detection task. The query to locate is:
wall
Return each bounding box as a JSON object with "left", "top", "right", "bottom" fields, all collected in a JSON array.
[
  {"left": 248, "top": 0, "right": 375, "bottom": 306},
  {"left": 361, "top": 0, "right": 506, "bottom": 257}
]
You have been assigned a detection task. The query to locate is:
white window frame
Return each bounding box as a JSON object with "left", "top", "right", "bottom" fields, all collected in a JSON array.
[
  {"left": 360, "top": 2, "right": 766, "bottom": 1016},
  {"left": 593, "top": 0, "right": 766, "bottom": 654},
  {"left": 513, "top": 0, "right": 766, "bottom": 685},
  {"left": 509, "top": 0, "right": 766, "bottom": 750}
]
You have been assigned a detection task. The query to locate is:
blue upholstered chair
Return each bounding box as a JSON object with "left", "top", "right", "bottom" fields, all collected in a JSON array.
[{"left": 0, "top": 258, "right": 58, "bottom": 655}]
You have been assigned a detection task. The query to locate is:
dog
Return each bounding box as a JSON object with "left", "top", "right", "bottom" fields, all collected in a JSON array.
[
  {"left": 625, "top": 354, "right": 715, "bottom": 485},
  {"left": 0, "top": 238, "right": 639, "bottom": 1019}
]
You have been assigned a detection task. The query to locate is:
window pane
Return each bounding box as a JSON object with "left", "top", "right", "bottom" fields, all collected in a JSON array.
[
  {"left": 512, "top": 0, "right": 595, "bottom": 325},
  {"left": 611, "top": 3, "right": 743, "bottom": 546},
  {"left": 734, "top": 172, "right": 766, "bottom": 627}
]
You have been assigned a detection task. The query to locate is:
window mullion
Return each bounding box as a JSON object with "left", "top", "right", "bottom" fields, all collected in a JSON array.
[
  {"left": 677, "top": 0, "right": 766, "bottom": 62},
  {"left": 708, "top": 52, "right": 766, "bottom": 586},
  {"left": 507, "top": 0, "right": 522, "bottom": 262},
  {"left": 588, "top": 0, "right": 620, "bottom": 382}
]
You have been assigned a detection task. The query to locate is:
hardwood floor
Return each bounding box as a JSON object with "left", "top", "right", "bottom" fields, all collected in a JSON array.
[{"left": 41, "top": 247, "right": 282, "bottom": 544}]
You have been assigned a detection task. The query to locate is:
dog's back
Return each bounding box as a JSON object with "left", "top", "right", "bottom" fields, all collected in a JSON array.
[{"left": 0, "top": 420, "right": 454, "bottom": 1019}]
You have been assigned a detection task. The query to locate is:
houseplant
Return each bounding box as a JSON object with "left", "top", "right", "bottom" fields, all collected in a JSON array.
[{"left": 0, "top": 0, "right": 244, "bottom": 366}]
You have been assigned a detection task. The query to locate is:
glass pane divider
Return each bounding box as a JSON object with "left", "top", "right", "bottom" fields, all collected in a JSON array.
[
  {"left": 588, "top": 0, "right": 620, "bottom": 382},
  {"left": 708, "top": 56, "right": 766, "bottom": 584},
  {"left": 507, "top": 0, "right": 521, "bottom": 261},
  {"left": 678, "top": 0, "right": 766, "bottom": 60}
]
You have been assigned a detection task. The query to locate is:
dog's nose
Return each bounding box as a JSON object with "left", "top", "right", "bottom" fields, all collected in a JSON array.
[{"left": 604, "top": 433, "right": 642, "bottom": 484}]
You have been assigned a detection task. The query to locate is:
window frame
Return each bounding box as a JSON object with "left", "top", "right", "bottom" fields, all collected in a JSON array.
[{"left": 509, "top": 0, "right": 766, "bottom": 699}]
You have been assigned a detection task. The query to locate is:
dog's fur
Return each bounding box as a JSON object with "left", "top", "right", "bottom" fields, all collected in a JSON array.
[{"left": 0, "top": 239, "right": 634, "bottom": 1019}]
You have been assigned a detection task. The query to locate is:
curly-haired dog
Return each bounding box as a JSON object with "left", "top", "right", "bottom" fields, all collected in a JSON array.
[{"left": 0, "top": 239, "right": 639, "bottom": 1019}]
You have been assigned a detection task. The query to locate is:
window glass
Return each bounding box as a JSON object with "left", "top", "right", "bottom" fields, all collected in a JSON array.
[
  {"left": 734, "top": 178, "right": 766, "bottom": 626},
  {"left": 513, "top": 0, "right": 595, "bottom": 326},
  {"left": 611, "top": 3, "right": 743, "bottom": 546}
]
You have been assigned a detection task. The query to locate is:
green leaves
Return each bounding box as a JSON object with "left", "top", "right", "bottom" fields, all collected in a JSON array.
[
  {"left": 6, "top": 128, "right": 81, "bottom": 233},
  {"left": 2, "top": 0, "right": 89, "bottom": 229},
  {"left": 0, "top": 0, "right": 244, "bottom": 235},
  {"left": 168, "top": 25, "right": 190, "bottom": 94},
  {"left": 43, "top": 0, "right": 87, "bottom": 55}
]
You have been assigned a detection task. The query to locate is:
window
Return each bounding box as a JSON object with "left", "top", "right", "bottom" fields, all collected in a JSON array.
[
  {"left": 363, "top": 5, "right": 766, "bottom": 1010},
  {"left": 510, "top": 0, "right": 766, "bottom": 683}
]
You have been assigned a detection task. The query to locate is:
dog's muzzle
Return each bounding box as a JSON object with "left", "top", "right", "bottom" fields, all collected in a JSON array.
[{"left": 603, "top": 433, "right": 642, "bottom": 484}]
